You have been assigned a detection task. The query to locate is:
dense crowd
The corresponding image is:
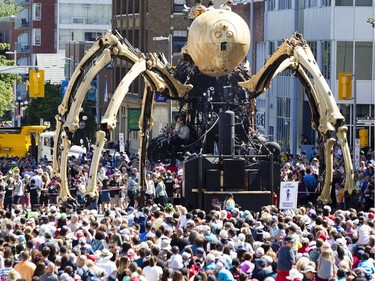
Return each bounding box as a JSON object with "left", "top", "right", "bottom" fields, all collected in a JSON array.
[{"left": 0, "top": 143, "right": 373, "bottom": 281}]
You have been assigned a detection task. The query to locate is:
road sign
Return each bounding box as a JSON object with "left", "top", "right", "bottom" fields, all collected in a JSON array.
[{"left": 356, "top": 116, "right": 375, "bottom": 126}]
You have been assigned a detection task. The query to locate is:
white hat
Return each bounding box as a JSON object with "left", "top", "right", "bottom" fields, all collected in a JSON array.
[
  {"left": 255, "top": 247, "right": 264, "bottom": 257},
  {"left": 215, "top": 262, "right": 224, "bottom": 270},
  {"left": 182, "top": 252, "right": 191, "bottom": 259},
  {"left": 262, "top": 231, "right": 271, "bottom": 239},
  {"left": 254, "top": 221, "right": 264, "bottom": 230},
  {"left": 201, "top": 225, "right": 211, "bottom": 233},
  {"left": 238, "top": 233, "right": 246, "bottom": 241},
  {"left": 160, "top": 239, "right": 171, "bottom": 250},
  {"left": 100, "top": 249, "right": 113, "bottom": 259},
  {"left": 49, "top": 206, "right": 57, "bottom": 212},
  {"left": 336, "top": 238, "right": 346, "bottom": 247},
  {"left": 206, "top": 253, "right": 215, "bottom": 262},
  {"left": 78, "top": 237, "right": 86, "bottom": 244},
  {"left": 286, "top": 268, "right": 304, "bottom": 281},
  {"left": 219, "top": 229, "right": 228, "bottom": 240}
]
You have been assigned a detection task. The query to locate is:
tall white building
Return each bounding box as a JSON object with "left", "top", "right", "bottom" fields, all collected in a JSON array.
[
  {"left": 255, "top": 0, "right": 374, "bottom": 153},
  {"left": 57, "top": 0, "right": 112, "bottom": 52}
]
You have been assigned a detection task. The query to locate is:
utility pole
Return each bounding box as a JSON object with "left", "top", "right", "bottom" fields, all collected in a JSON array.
[
  {"left": 153, "top": 35, "right": 173, "bottom": 126},
  {"left": 5, "top": 50, "right": 17, "bottom": 127}
]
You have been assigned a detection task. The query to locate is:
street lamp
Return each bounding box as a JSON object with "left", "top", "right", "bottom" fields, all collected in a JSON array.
[
  {"left": 152, "top": 34, "right": 173, "bottom": 66},
  {"left": 153, "top": 34, "right": 173, "bottom": 126},
  {"left": 6, "top": 50, "right": 17, "bottom": 127}
]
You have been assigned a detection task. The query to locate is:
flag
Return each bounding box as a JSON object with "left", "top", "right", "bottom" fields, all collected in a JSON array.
[{"left": 104, "top": 77, "right": 108, "bottom": 103}]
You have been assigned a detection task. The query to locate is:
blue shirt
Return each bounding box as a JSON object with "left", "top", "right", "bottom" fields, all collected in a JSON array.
[
  {"left": 303, "top": 173, "right": 316, "bottom": 189},
  {"left": 277, "top": 246, "right": 295, "bottom": 271},
  {"left": 218, "top": 268, "right": 235, "bottom": 281}
]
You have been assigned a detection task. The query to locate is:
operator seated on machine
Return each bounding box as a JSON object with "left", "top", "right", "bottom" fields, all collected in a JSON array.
[
  {"left": 171, "top": 116, "right": 190, "bottom": 146},
  {"left": 189, "top": 0, "right": 207, "bottom": 21}
]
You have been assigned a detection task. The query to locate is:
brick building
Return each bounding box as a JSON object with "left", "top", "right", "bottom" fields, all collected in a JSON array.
[{"left": 111, "top": 0, "right": 264, "bottom": 151}]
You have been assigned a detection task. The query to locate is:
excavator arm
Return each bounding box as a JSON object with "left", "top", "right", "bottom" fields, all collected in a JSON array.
[
  {"left": 53, "top": 30, "right": 192, "bottom": 203},
  {"left": 239, "top": 33, "right": 355, "bottom": 204}
]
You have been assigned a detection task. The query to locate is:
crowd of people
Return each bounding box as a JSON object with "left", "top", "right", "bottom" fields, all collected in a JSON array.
[
  {"left": 0, "top": 142, "right": 373, "bottom": 281},
  {"left": 280, "top": 145, "right": 374, "bottom": 212}
]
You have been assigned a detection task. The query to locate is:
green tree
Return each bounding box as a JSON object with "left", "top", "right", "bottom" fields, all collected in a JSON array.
[
  {"left": 0, "top": 0, "right": 21, "bottom": 19},
  {"left": 368, "top": 17, "right": 375, "bottom": 28},
  {"left": 25, "top": 83, "right": 62, "bottom": 130},
  {"left": 0, "top": 43, "right": 21, "bottom": 118},
  {"left": 25, "top": 83, "right": 96, "bottom": 145}
]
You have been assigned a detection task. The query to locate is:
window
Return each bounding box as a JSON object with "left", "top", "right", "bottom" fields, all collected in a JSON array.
[
  {"left": 335, "top": 0, "right": 353, "bottom": 6},
  {"left": 268, "top": 0, "right": 276, "bottom": 10},
  {"left": 322, "top": 0, "right": 331, "bottom": 7},
  {"left": 321, "top": 41, "right": 331, "bottom": 79},
  {"left": 305, "top": 0, "right": 318, "bottom": 8},
  {"left": 173, "top": 0, "right": 185, "bottom": 13},
  {"left": 173, "top": 30, "right": 187, "bottom": 53},
  {"left": 85, "top": 32, "right": 103, "bottom": 41},
  {"left": 276, "top": 117, "right": 291, "bottom": 151},
  {"left": 355, "top": 0, "right": 372, "bottom": 6},
  {"left": 279, "top": 0, "right": 292, "bottom": 10},
  {"left": 355, "top": 42, "right": 372, "bottom": 80},
  {"left": 72, "top": 17, "right": 85, "bottom": 24},
  {"left": 33, "top": 3, "right": 41, "bottom": 21},
  {"left": 336, "top": 41, "right": 353, "bottom": 75},
  {"left": 32, "top": 28, "right": 41, "bottom": 46},
  {"left": 277, "top": 97, "right": 291, "bottom": 118}
]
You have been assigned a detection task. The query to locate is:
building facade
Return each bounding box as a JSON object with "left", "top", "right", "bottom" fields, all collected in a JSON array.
[
  {"left": 256, "top": 0, "right": 374, "bottom": 153},
  {"left": 112, "top": 0, "right": 197, "bottom": 152},
  {"left": 57, "top": 0, "right": 112, "bottom": 52}
]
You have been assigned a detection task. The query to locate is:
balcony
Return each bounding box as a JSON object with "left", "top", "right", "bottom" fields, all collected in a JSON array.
[
  {"left": 15, "top": 42, "right": 31, "bottom": 53},
  {"left": 15, "top": 0, "right": 30, "bottom": 5},
  {"left": 15, "top": 17, "right": 29, "bottom": 29}
]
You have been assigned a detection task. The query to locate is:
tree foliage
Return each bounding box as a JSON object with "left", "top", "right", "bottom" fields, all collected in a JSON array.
[
  {"left": 0, "top": 43, "right": 21, "bottom": 118},
  {"left": 25, "top": 83, "right": 62, "bottom": 130},
  {"left": 368, "top": 17, "right": 375, "bottom": 28},
  {"left": 0, "top": 0, "right": 21, "bottom": 19}
]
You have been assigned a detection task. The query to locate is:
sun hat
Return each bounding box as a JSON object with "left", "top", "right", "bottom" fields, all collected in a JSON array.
[
  {"left": 286, "top": 268, "right": 304, "bottom": 281},
  {"left": 254, "top": 221, "right": 264, "bottom": 230},
  {"left": 182, "top": 252, "right": 191, "bottom": 259},
  {"left": 100, "top": 249, "right": 113, "bottom": 259},
  {"left": 206, "top": 253, "right": 215, "bottom": 262},
  {"left": 302, "top": 265, "right": 317, "bottom": 273},
  {"left": 238, "top": 233, "right": 246, "bottom": 241},
  {"left": 160, "top": 239, "right": 172, "bottom": 250},
  {"left": 255, "top": 247, "right": 264, "bottom": 257},
  {"left": 320, "top": 242, "right": 333, "bottom": 253}
]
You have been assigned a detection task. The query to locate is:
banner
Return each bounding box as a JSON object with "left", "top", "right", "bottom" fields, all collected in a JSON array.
[
  {"left": 279, "top": 181, "right": 298, "bottom": 210},
  {"left": 87, "top": 79, "right": 97, "bottom": 101},
  {"left": 61, "top": 80, "right": 69, "bottom": 98},
  {"left": 155, "top": 92, "right": 168, "bottom": 103},
  {"left": 128, "top": 108, "right": 141, "bottom": 131}
]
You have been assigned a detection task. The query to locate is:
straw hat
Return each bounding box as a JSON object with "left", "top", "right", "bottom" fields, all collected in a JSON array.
[{"left": 320, "top": 242, "right": 333, "bottom": 253}]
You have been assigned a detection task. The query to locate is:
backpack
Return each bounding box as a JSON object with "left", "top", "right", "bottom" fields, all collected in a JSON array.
[
  {"left": 135, "top": 214, "right": 148, "bottom": 233},
  {"left": 48, "top": 183, "right": 57, "bottom": 194},
  {"left": 128, "top": 188, "right": 137, "bottom": 197},
  {"left": 82, "top": 268, "right": 96, "bottom": 281}
]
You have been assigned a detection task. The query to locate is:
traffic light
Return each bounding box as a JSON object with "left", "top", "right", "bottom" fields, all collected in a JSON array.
[
  {"left": 359, "top": 128, "right": 368, "bottom": 147},
  {"left": 338, "top": 72, "right": 352, "bottom": 100},
  {"left": 29, "top": 69, "right": 45, "bottom": 98}
]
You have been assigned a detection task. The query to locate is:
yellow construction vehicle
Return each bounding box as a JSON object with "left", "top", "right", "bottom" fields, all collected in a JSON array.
[{"left": 0, "top": 126, "right": 49, "bottom": 158}]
